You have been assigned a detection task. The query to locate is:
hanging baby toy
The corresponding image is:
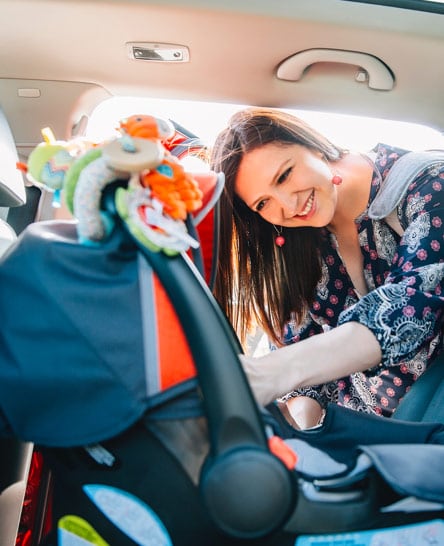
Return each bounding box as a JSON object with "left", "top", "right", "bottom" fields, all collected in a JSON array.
[
  {"left": 113, "top": 115, "right": 204, "bottom": 255},
  {"left": 18, "top": 115, "right": 205, "bottom": 255}
]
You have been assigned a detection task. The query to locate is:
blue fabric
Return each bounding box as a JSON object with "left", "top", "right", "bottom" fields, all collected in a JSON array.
[
  {"left": 267, "top": 402, "right": 444, "bottom": 470},
  {"left": 0, "top": 221, "right": 150, "bottom": 446},
  {"left": 360, "top": 444, "right": 444, "bottom": 503}
]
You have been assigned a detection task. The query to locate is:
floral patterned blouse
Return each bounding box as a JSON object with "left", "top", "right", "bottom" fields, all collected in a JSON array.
[{"left": 281, "top": 143, "right": 444, "bottom": 417}]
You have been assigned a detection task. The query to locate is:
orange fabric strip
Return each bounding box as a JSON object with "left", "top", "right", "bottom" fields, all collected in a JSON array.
[{"left": 153, "top": 274, "right": 197, "bottom": 390}]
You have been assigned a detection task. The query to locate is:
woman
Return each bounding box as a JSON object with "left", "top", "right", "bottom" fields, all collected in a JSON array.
[{"left": 211, "top": 107, "right": 444, "bottom": 428}]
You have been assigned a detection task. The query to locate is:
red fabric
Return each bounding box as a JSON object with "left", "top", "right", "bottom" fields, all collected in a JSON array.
[
  {"left": 153, "top": 275, "right": 197, "bottom": 389},
  {"left": 196, "top": 209, "right": 215, "bottom": 285},
  {"left": 15, "top": 450, "right": 52, "bottom": 546}
]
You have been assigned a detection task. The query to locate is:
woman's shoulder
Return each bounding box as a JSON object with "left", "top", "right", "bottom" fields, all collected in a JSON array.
[
  {"left": 367, "top": 144, "right": 444, "bottom": 223},
  {"left": 363, "top": 144, "right": 410, "bottom": 216},
  {"left": 372, "top": 143, "right": 411, "bottom": 178},
  {"left": 373, "top": 143, "right": 444, "bottom": 179}
]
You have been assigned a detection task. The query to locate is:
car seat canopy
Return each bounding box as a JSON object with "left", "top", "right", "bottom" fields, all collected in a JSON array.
[{"left": 0, "top": 221, "right": 161, "bottom": 446}]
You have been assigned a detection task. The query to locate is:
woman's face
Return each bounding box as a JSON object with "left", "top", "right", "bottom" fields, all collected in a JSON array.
[{"left": 235, "top": 142, "right": 338, "bottom": 228}]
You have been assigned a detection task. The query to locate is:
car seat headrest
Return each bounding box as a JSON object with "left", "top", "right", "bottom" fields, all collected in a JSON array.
[
  {"left": 0, "top": 218, "right": 16, "bottom": 258},
  {"left": 0, "top": 107, "right": 26, "bottom": 208}
]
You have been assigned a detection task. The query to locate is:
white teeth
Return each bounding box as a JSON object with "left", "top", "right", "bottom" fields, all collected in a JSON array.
[{"left": 296, "top": 192, "right": 314, "bottom": 216}]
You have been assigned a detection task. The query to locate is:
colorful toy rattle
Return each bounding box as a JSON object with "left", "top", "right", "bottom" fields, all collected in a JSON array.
[{"left": 18, "top": 115, "right": 205, "bottom": 255}]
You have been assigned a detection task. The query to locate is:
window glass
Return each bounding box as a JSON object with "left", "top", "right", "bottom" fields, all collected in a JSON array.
[{"left": 86, "top": 96, "right": 444, "bottom": 161}]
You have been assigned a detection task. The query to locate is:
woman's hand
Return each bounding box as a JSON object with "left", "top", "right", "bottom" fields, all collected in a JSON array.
[
  {"left": 239, "top": 352, "right": 293, "bottom": 406},
  {"left": 240, "top": 353, "right": 324, "bottom": 429}
]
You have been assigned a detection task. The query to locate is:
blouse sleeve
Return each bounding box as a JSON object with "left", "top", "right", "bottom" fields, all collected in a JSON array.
[
  {"left": 338, "top": 162, "right": 444, "bottom": 366},
  {"left": 280, "top": 310, "right": 325, "bottom": 346}
]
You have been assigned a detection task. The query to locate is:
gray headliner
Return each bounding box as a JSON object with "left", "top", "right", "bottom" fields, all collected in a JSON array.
[{"left": 0, "top": 0, "right": 443, "bottom": 154}]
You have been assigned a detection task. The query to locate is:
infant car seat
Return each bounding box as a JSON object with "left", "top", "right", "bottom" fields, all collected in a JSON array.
[{"left": 0, "top": 120, "right": 443, "bottom": 546}]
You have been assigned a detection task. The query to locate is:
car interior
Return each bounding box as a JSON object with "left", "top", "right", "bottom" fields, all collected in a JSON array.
[{"left": 1, "top": 0, "right": 444, "bottom": 544}]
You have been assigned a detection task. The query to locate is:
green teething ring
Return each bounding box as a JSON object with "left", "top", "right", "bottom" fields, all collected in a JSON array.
[{"left": 64, "top": 148, "right": 103, "bottom": 213}]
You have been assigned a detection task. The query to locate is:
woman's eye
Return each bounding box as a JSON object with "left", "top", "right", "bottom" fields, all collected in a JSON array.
[
  {"left": 277, "top": 167, "right": 292, "bottom": 184},
  {"left": 256, "top": 200, "right": 266, "bottom": 212}
]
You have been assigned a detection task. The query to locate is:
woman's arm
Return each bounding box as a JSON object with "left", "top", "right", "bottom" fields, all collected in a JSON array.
[{"left": 241, "top": 321, "right": 381, "bottom": 406}]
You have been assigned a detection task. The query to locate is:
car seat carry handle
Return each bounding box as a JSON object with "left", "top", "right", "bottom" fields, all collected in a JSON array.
[
  {"left": 102, "top": 182, "right": 262, "bottom": 451},
  {"left": 145, "top": 244, "right": 262, "bottom": 450},
  {"left": 102, "top": 183, "right": 296, "bottom": 539}
]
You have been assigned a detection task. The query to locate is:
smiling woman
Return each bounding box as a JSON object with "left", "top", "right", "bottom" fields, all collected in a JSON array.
[{"left": 211, "top": 106, "right": 444, "bottom": 428}]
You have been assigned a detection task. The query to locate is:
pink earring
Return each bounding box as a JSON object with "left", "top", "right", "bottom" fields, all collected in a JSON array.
[
  {"left": 332, "top": 174, "right": 343, "bottom": 185},
  {"left": 273, "top": 225, "right": 285, "bottom": 247}
]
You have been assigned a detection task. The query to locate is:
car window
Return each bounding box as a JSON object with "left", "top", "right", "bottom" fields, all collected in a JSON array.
[{"left": 86, "top": 97, "right": 444, "bottom": 167}]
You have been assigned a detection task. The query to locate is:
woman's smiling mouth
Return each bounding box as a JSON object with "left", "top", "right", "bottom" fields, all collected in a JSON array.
[{"left": 295, "top": 190, "right": 315, "bottom": 219}]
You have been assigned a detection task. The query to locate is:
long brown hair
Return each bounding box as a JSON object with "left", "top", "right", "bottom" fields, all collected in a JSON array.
[{"left": 210, "top": 107, "right": 346, "bottom": 346}]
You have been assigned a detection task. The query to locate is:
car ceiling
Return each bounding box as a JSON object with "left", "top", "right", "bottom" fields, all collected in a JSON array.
[{"left": 0, "top": 0, "right": 443, "bottom": 159}]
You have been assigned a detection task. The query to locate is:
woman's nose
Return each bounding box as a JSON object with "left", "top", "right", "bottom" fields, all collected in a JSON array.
[{"left": 275, "top": 191, "right": 298, "bottom": 217}]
